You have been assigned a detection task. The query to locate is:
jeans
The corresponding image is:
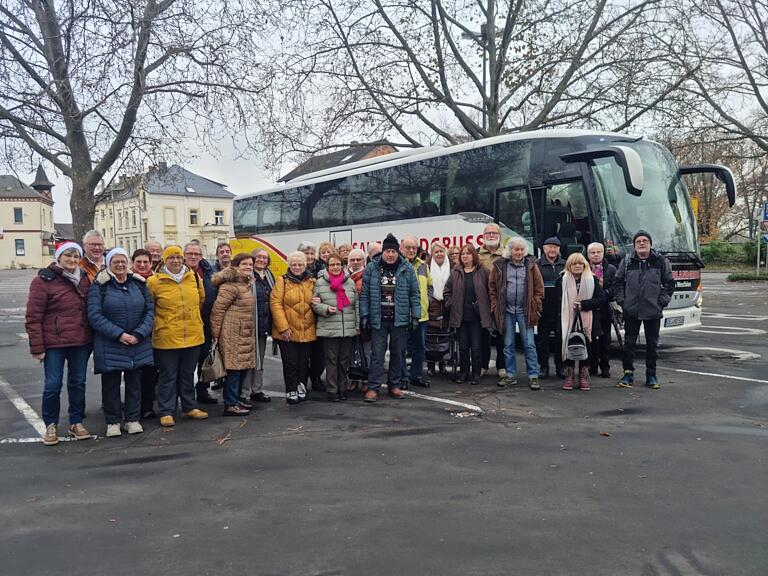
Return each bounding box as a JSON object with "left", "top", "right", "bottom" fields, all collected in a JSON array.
[
  {"left": 536, "top": 316, "right": 563, "bottom": 374},
  {"left": 224, "top": 369, "right": 246, "bottom": 407},
  {"left": 241, "top": 334, "right": 268, "bottom": 398},
  {"left": 42, "top": 345, "right": 91, "bottom": 426},
  {"left": 369, "top": 320, "right": 406, "bottom": 391},
  {"left": 622, "top": 317, "right": 661, "bottom": 376},
  {"left": 503, "top": 312, "right": 539, "bottom": 378},
  {"left": 101, "top": 369, "right": 141, "bottom": 424},
  {"left": 401, "top": 321, "right": 427, "bottom": 382},
  {"left": 154, "top": 346, "right": 200, "bottom": 416},
  {"left": 278, "top": 341, "right": 312, "bottom": 393},
  {"left": 458, "top": 321, "right": 483, "bottom": 378}
]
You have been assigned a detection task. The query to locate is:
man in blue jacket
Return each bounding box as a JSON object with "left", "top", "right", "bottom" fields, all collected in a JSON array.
[
  {"left": 614, "top": 230, "right": 675, "bottom": 389},
  {"left": 359, "top": 233, "right": 421, "bottom": 403}
]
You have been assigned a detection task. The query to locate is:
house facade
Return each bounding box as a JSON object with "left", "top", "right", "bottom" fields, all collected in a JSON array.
[
  {"left": 94, "top": 163, "right": 236, "bottom": 257},
  {"left": 0, "top": 166, "right": 56, "bottom": 269}
]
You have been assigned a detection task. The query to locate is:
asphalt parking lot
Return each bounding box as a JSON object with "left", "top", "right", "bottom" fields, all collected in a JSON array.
[{"left": 0, "top": 270, "right": 765, "bottom": 576}]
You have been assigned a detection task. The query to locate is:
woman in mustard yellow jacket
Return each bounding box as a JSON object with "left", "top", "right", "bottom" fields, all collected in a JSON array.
[
  {"left": 147, "top": 246, "right": 209, "bottom": 427},
  {"left": 270, "top": 250, "right": 316, "bottom": 405}
]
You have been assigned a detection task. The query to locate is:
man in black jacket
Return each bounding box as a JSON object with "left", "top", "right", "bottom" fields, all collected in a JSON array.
[
  {"left": 535, "top": 237, "right": 566, "bottom": 378},
  {"left": 614, "top": 230, "right": 675, "bottom": 389},
  {"left": 587, "top": 242, "right": 617, "bottom": 378}
]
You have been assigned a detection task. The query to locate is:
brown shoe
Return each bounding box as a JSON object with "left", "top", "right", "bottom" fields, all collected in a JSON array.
[
  {"left": 389, "top": 386, "right": 405, "bottom": 399},
  {"left": 183, "top": 408, "right": 209, "bottom": 420},
  {"left": 364, "top": 390, "right": 378, "bottom": 403},
  {"left": 68, "top": 423, "right": 91, "bottom": 440},
  {"left": 43, "top": 424, "right": 59, "bottom": 446}
]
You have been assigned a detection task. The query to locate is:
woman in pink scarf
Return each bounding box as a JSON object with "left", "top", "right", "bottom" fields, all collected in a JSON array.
[
  {"left": 560, "top": 253, "right": 606, "bottom": 391},
  {"left": 311, "top": 252, "right": 359, "bottom": 401}
]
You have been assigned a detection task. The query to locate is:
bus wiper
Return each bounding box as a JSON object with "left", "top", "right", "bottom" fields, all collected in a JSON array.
[{"left": 660, "top": 250, "right": 704, "bottom": 268}]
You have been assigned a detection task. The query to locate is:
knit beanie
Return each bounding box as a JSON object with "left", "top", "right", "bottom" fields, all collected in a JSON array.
[
  {"left": 633, "top": 230, "right": 652, "bottom": 245},
  {"left": 54, "top": 241, "right": 83, "bottom": 261},
  {"left": 105, "top": 247, "right": 129, "bottom": 268},
  {"left": 381, "top": 233, "right": 399, "bottom": 252},
  {"left": 162, "top": 245, "right": 183, "bottom": 262}
]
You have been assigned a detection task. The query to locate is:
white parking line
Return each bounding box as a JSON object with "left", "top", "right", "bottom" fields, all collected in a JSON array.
[
  {"left": 693, "top": 326, "right": 766, "bottom": 336},
  {"left": 0, "top": 374, "right": 49, "bottom": 443},
  {"left": 664, "top": 347, "right": 761, "bottom": 361},
  {"left": 665, "top": 368, "right": 768, "bottom": 385},
  {"left": 702, "top": 313, "right": 768, "bottom": 322}
]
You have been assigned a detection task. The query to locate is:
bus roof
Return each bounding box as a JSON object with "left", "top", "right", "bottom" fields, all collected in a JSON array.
[{"left": 239, "top": 128, "right": 640, "bottom": 200}]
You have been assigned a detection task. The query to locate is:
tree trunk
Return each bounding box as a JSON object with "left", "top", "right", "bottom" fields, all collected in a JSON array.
[{"left": 70, "top": 178, "right": 96, "bottom": 245}]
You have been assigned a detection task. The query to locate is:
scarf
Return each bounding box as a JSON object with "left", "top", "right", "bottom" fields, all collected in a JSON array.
[
  {"left": 162, "top": 264, "right": 188, "bottom": 283},
  {"left": 560, "top": 271, "right": 595, "bottom": 359},
  {"left": 429, "top": 258, "right": 451, "bottom": 301},
  {"left": 57, "top": 265, "right": 82, "bottom": 287},
  {"left": 329, "top": 272, "right": 350, "bottom": 310},
  {"left": 591, "top": 262, "right": 604, "bottom": 287}
]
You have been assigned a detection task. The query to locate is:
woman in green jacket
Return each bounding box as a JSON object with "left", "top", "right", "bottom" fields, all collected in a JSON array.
[{"left": 311, "top": 252, "right": 359, "bottom": 401}]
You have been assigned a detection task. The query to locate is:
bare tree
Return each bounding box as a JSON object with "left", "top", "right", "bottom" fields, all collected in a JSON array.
[
  {"left": 675, "top": 0, "right": 768, "bottom": 153},
  {"left": 0, "top": 0, "right": 269, "bottom": 240},
  {"left": 258, "top": 0, "right": 690, "bottom": 164}
]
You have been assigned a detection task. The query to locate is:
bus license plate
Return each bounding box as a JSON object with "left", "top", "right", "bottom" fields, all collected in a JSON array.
[{"left": 664, "top": 316, "right": 684, "bottom": 328}]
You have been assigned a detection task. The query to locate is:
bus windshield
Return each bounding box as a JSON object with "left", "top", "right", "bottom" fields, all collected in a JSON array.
[{"left": 590, "top": 140, "right": 697, "bottom": 258}]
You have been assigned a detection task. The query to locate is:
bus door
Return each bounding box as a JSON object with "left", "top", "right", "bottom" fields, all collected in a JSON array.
[
  {"left": 536, "top": 180, "right": 593, "bottom": 257},
  {"left": 494, "top": 185, "right": 538, "bottom": 252},
  {"left": 329, "top": 229, "right": 352, "bottom": 246}
]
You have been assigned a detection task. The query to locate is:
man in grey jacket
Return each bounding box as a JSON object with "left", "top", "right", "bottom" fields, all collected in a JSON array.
[{"left": 614, "top": 230, "right": 675, "bottom": 389}]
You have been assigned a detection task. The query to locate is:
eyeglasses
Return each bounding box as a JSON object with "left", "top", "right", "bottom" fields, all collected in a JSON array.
[{"left": 185, "top": 252, "right": 203, "bottom": 257}]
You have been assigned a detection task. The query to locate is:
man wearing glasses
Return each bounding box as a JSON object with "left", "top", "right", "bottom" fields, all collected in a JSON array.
[
  {"left": 478, "top": 223, "right": 506, "bottom": 379},
  {"left": 80, "top": 230, "right": 106, "bottom": 281},
  {"left": 184, "top": 242, "right": 220, "bottom": 404}
]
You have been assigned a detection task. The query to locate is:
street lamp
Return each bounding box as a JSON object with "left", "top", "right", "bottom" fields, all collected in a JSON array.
[{"left": 461, "top": 23, "right": 489, "bottom": 131}]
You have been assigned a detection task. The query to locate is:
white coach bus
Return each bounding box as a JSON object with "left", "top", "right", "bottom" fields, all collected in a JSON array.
[{"left": 232, "top": 129, "right": 735, "bottom": 333}]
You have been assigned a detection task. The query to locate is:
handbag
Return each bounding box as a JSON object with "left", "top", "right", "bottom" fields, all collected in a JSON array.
[
  {"left": 200, "top": 343, "right": 226, "bottom": 383},
  {"left": 565, "top": 312, "right": 589, "bottom": 361},
  {"left": 347, "top": 337, "right": 369, "bottom": 381}
]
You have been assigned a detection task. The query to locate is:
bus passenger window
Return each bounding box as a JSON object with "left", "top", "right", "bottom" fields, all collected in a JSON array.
[{"left": 309, "top": 180, "right": 347, "bottom": 228}]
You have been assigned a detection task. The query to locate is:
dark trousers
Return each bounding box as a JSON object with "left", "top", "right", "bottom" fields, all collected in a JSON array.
[
  {"left": 369, "top": 320, "right": 406, "bottom": 391},
  {"left": 536, "top": 316, "right": 563, "bottom": 375},
  {"left": 308, "top": 339, "right": 325, "bottom": 384},
  {"left": 101, "top": 369, "right": 141, "bottom": 424},
  {"left": 324, "top": 337, "right": 354, "bottom": 394},
  {"left": 140, "top": 365, "right": 158, "bottom": 414},
  {"left": 481, "top": 329, "right": 505, "bottom": 371},
  {"left": 154, "top": 346, "right": 200, "bottom": 416},
  {"left": 278, "top": 341, "right": 312, "bottom": 393},
  {"left": 458, "top": 321, "right": 483, "bottom": 378},
  {"left": 224, "top": 369, "right": 246, "bottom": 407},
  {"left": 590, "top": 316, "right": 613, "bottom": 373},
  {"left": 622, "top": 317, "right": 661, "bottom": 376},
  {"left": 41, "top": 345, "right": 91, "bottom": 426}
]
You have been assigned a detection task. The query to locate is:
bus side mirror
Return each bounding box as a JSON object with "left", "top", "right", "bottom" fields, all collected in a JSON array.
[
  {"left": 561, "top": 145, "right": 644, "bottom": 197},
  {"left": 679, "top": 164, "right": 736, "bottom": 207}
]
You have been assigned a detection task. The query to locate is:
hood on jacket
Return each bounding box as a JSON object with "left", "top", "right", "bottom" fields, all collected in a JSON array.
[
  {"left": 629, "top": 248, "right": 663, "bottom": 263},
  {"left": 212, "top": 266, "right": 251, "bottom": 286},
  {"left": 94, "top": 269, "right": 146, "bottom": 286}
]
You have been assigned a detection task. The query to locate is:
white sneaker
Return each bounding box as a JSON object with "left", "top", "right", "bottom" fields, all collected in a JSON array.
[
  {"left": 497, "top": 368, "right": 507, "bottom": 378},
  {"left": 125, "top": 421, "right": 143, "bottom": 435},
  {"left": 106, "top": 423, "right": 122, "bottom": 437},
  {"left": 297, "top": 383, "right": 307, "bottom": 400}
]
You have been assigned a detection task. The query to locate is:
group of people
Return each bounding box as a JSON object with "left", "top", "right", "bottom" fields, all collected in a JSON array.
[{"left": 25, "top": 223, "right": 675, "bottom": 446}]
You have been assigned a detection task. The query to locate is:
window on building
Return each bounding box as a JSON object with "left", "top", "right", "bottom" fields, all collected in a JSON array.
[
  {"left": 132, "top": 209, "right": 137, "bottom": 227},
  {"left": 102, "top": 228, "right": 106, "bottom": 238},
  {"left": 164, "top": 207, "right": 175, "bottom": 225},
  {"left": 15, "top": 239, "right": 25, "bottom": 256},
  {"left": 13, "top": 207, "right": 23, "bottom": 224},
  {"left": 190, "top": 209, "right": 199, "bottom": 225},
  {"left": 214, "top": 210, "right": 225, "bottom": 226}
]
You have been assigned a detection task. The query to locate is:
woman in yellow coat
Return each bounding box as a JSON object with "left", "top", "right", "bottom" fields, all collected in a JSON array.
[
  {"left": 146, "top": 246, "right": 209, "bottom": 427},
  {"left": 270, "top": 250, "right": 316, "bottom": 405}
]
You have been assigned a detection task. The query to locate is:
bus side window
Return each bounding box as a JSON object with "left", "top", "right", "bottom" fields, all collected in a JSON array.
[{"left": 309, "top": 180, "right": 347, "bottom": 228}]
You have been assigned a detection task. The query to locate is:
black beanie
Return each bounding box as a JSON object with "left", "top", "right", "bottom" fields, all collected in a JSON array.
[
  {"left": 382, "top": 233, "right": 399, "bottom": 252},
  {"left": 633, "top": 230, "right": 652, "bottom": 245}
]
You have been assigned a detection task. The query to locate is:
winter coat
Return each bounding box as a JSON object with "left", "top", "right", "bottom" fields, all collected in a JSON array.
[
  {"left": 196, "top": 258, "right": 217, "bottom": 324},
  {"left": 25, "top": 263, "right": 92, "bottom": 354},
  {"left": 409, "top": 256, "right": 431, "bottom": 322},
  {"left": 614, "top": 249, "right": 675, "bottom": 320},
  {"left": 253, "top": 269, "right": 275, "bottom": 336},
  {"left": 270, "top": 273, "right": 316, "bottom": 342},
  {"left": 443, "top": 266, "right": 494, "bottom": 329},
  {"left": 591, "top": 260, "right": 618, "bottom": 322},
  {"left": 210, "top": 268, "right": 256, "bottom": 371},
  {"left": 489, "top": 255, "right": 544, "bottom": 332},
  {"left": 536, "top": 255, "right": 566, "bottom": 320},
  {"left": 312, "top": 270, "right": 360, "bottom": 339},
  {"left": 79, "top": 257, "right": 103, "bottom": 282},
  {"left": 359, "top": 254, "right": 421, "bottom": 329},
  {"left": 478, "top": 245, "right": 504, "bottom": 271},
  {"left": 559, "top": 274, "right": 607, "bottom": 352},
  {"left": 427, "top": 297, "right": 449, "bottom": 331},
  {"left": 87, "top": 270, "right": 154, "bottom": 374},
  {"left": 147, "top": 267, "right": 206, "bottom": 349}
]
